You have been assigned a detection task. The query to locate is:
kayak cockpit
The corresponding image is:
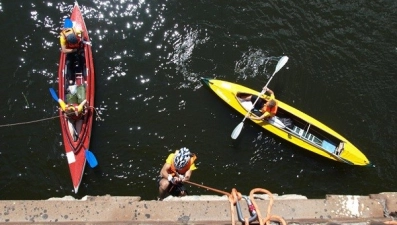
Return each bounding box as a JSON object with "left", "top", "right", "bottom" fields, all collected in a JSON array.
[{"left": 235, "top": 92, "right": 346, "bottom": 157}]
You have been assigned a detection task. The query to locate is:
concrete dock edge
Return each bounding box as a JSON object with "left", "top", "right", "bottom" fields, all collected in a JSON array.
[{"left": 1, "top": 192, "right": 397, "bottom": 224}]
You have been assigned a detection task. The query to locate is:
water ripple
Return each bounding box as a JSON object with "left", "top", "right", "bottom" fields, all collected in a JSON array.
[{"left": 2, "top": 0, "right": 397, "bottom": 200}]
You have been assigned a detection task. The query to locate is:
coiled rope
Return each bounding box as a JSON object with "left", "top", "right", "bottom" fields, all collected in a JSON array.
[{"left": 185, "top": 180, "right": 286, "bottom": 225}]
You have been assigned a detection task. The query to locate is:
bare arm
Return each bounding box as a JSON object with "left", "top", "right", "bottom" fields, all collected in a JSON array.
[
  {"left": 250, "top": 111, "right": 270, "bottom": 120},
  {"left": 262, "top": 87, "right": 274, "bottom": 96},
  {"left": 182, "top": 170, "right": 192, "bottom": 182},
  {"left": 61, "top": 45, "right": 78, "bottom": 54},
  {"left": 172, "top": 169, "right": 193, "bottom": 183},
  {"left": 159, "top": 163, "right": 172, "bottom": 180}
]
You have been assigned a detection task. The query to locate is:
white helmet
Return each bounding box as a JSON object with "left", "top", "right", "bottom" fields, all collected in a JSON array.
[{"left": 174, "top": 147, "right": 191, "bottom": 169}]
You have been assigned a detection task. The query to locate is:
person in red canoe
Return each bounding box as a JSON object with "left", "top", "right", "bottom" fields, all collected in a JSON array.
[
  {"left": 239, "top": 86, "right": 278, "bottom": 120},
  {"left": 63, "top": 84, "right": 87, "bottom": 141},
  {"left": 157, "top": 147, "right": 197, "bottom": 201},
  {"left": 65, "top": 84, "right": 87, "bottom": 119},
  {"left": 59, "top": 20, "right": 86, "bottom": 84}
]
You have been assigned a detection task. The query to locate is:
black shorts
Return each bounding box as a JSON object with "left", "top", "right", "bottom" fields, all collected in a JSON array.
[{"left": 157, "top": 177, "right": 187, "bottom": 197}]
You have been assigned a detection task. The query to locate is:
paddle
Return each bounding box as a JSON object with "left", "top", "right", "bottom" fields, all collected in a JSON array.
[
  {"left": 85, "top": 150, "right": 98, "bottom": 168},
  {"left": 64, "top": 18, "right": 73, "bottom": 28},
  {"left": 231, "top": 56, "right": 289, "bottom": 139},
  {"left": 49, "top": 88, "right": 98, "bottom": 168},
  {"left": 49, "top": 88, "right": 66, "bottom": 111}
]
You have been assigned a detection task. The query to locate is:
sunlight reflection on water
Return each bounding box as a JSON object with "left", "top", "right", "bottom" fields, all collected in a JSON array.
[
  {"left": 2, "top": 0, "right": 394, "bottom": 200},
  {"left": 11, "top": 0, "right": 302, "bottom": 198}
]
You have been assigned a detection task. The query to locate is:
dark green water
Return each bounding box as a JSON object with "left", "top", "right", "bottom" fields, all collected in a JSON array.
[{"left": 0, "top": 0, "right": 396, "bottom": 200}]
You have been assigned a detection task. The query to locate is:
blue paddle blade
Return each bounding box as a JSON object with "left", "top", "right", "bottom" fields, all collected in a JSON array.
[
  {"left": 49, "top": 88, "right": 59, "bottom": 102},
  {"left": 85, "top": 149, "right": 98, "bottom": 168},
  {"left": 64, "top": 18, "right": 73, "bottom": 28}
]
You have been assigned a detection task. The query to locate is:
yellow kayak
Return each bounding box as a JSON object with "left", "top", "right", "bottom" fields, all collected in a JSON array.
[{"left": 201, "top": 78, "right": 371, "bottom": 166}]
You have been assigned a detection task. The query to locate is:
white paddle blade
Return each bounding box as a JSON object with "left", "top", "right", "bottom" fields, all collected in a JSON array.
[
  {"left": 274, "top": 56, "right": 289, "bottom": 74},
  {"left": 231, "top": 122, "right": 244, "bottom": 139}
]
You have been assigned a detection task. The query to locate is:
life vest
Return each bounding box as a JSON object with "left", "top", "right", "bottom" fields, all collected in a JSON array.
[
  {"left": 65, "top": 103, "right": 84, "bottom": 120},
  {"left": 260, "top": 100, "right": 278, "bottom": 116},
  {"left": 169, "top": 152, "right": 197, "bottom": 175},
  {"left": 61, "top": 28, "right": 82, "bottom": 49}
]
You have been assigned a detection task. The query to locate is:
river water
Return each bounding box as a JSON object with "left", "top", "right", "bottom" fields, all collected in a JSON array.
[{"left": 0, "top": 0, "right": 396, "bottom": 200}]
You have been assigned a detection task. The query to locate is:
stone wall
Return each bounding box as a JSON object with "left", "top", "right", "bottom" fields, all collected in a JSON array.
[{"left": 0, "top": 192, "right": 397, "bottom": 224}]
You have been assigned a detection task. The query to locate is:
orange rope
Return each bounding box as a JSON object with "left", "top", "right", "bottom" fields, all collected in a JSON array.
[
  {"left": 249, "top": 188, "right": 286, "bottom": 225},
  {"left": 184, "top": 180, "right": 241, "bottom": 224},
  {"left": 184, "top": 180, "right": 230, "bottom": 196},
  {"left": 184, "top": 180, "right": 286, "bottom": 225}
]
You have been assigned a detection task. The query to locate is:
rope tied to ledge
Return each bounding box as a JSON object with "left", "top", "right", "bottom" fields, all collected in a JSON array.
[{"left": 184, "top": 180, "right": 286, "bottom": 225}]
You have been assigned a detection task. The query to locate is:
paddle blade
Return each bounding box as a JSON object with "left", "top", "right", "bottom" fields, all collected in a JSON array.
[
  {"left": 64, "top": 18, "right": 73, "bottom": 28},
  {"left": 85, "top": 150, "right": 98, "bottom": 168},
  {"left": 49, "top": 88, "right": 66, "bottom": 110},
  {"left": 49, "top": 88, "right": 59, "bottom": 101},
  {"left": 274, "top": 56, "right": 289, "bottom": 74},
  {"left": 231, "top": 122, "right": 244, "bottom": 139}
]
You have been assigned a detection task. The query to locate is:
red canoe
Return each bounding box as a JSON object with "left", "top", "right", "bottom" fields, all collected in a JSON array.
[{"left": 57, "top": 2, "right": 95, "bottom": 193}]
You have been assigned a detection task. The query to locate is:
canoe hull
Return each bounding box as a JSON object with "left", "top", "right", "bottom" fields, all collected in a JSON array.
[
  {"left": 201, "top": 78, "right": 370, "bottom": 166},
  {"left": 57, "top": 2, "right": 95, "bottom": 192}
]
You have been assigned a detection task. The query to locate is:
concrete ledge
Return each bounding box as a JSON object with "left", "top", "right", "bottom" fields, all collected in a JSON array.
[{"left": 0, "top": 193, "right": 396, "bottom": 224}]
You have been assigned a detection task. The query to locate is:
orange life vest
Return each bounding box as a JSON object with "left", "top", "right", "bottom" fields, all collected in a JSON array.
[
  {"left": 169, "top": 153, "right": 197, "bottom": 175},
  {"left": 61, "top": 28, "right": 82, "bottom": 49},
  {"left": 260, "top": 101, "right": 278, "bottom": 115}
]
